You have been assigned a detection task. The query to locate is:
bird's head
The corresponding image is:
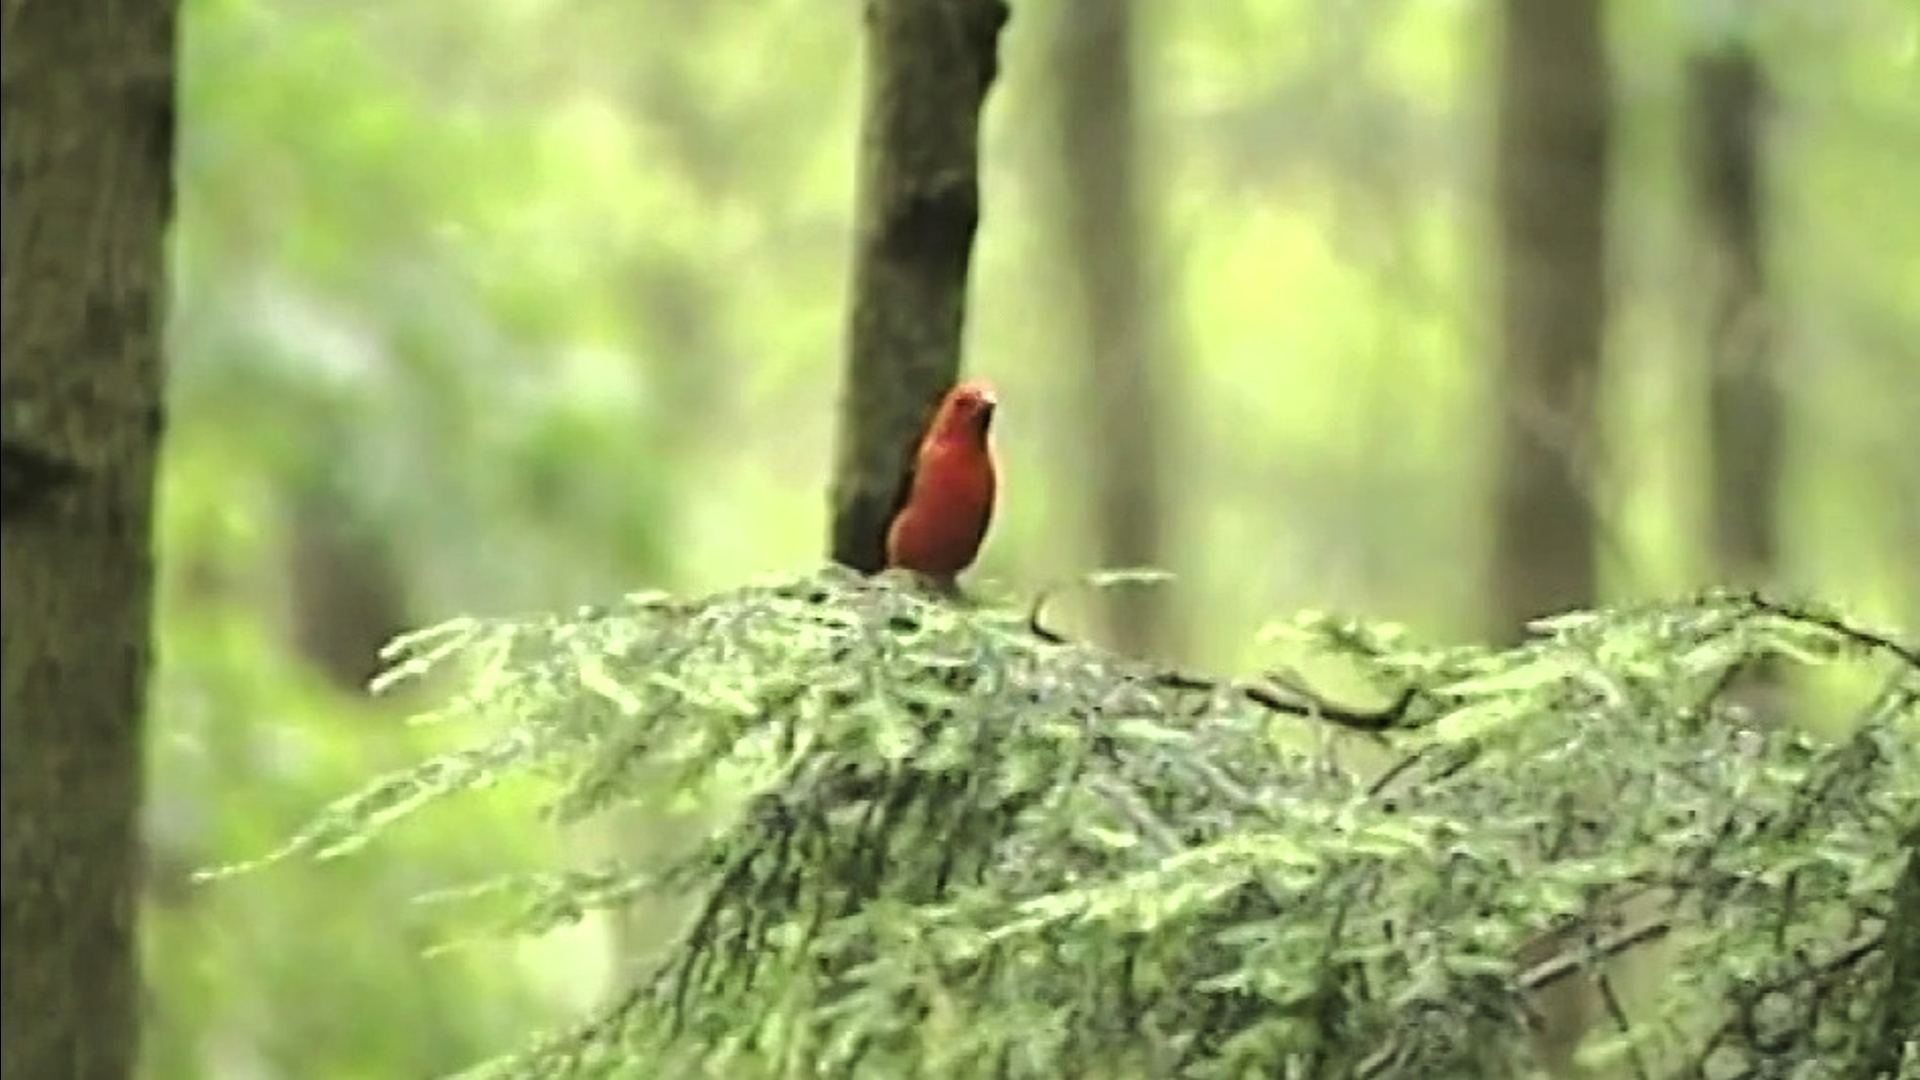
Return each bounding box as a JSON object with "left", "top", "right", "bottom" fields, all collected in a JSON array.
[{"left": 934, "top": 379, "right": 997, "bottom": 442}]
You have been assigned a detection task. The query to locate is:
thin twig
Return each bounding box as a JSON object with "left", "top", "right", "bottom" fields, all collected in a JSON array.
[
  {"left": 1694, "top": 928, "right": 1887, "bottom": 1080},
  {"left": 1152, "top": 669, "right": 1415, "bottom": 735},
  {"left": 1366, "top": 748, "right": 1431, "bottom": 798},
  {"left": 1356, "top": 918, "right": 1677, "bottom": 1080},
  {"left": 1027, "top": 581, "right": 1419, "bottom": 735},
  {"left": 1593, "top": 967, "right": 1651, "bottom": 1080},
  {"left": 1740, "top": 592, "right": 1920, "bottom": 673},
  {"left": 1516, "top": 919, "right": 1675, "bottom": 993},
  {"left": 1025, "top": 582, "right": 1071, "bottom": 643}
]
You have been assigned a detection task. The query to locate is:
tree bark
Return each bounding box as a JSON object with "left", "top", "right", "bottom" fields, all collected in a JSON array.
[
  {"left": 1490, "top": 0, "right": 1612, "bottom": 1070},
  {"left": 1050, "top": 0, "right": 1180, "bottom": 659},
  {"left": 828, "top": 0, "right": 1011, "bottom": 574},
  {"left": 0, "top": 0, "right": 179, "bottom": 1077}
]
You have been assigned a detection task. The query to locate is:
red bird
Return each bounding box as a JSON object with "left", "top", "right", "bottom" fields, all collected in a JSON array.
[{"left": 885, "top": 380, "right": 999, "bottom": 583}]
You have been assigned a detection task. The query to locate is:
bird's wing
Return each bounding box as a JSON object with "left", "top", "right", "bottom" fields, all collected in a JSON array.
[{"left": 883, "top": 399, "right": 942, "bottom": 546}]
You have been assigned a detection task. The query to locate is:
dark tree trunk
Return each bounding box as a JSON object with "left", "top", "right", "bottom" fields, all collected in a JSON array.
[
  {"left": 1490, "top": 0, "right": 1613, "bottom": 1070},
  {"left": 0, "top": 0, "right": 179, "bottom": 1076},
  {"left": 1689, "top": 50, "right": 1779, "bottom": 583},
  {"left": 1489, "top": 0, "right": 1611, "bottom": 638},
  {"left": 828, "top": 0, "right": 1011, "bottom": 574},
  {"left": 1050, "top": 0, "right": 1181, "bottom": 659}
]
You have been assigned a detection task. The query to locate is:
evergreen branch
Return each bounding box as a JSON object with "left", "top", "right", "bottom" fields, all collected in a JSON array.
[
  {"left": 1736, "top": 591, "right": 1920, "bottom": 673},
  {"left": 221, "top": 570, "right": 1914, "bottom": 1078},
  {"left": 1026, "top": 575, "right": 1420, "bottom": 734}
]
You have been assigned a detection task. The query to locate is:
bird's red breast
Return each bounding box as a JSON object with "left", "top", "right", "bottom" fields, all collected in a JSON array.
[{"left": 885, "top": 381, "right": 998, "bottom": 579}]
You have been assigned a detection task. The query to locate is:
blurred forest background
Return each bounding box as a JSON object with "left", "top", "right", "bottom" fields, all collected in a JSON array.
[{"left": 149, "top": 0, "right": 1916, "bottom": 1075}]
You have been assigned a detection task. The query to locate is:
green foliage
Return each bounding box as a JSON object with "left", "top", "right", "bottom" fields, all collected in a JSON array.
[
  {"left": 144, "top": 435, "right": 580, "bottom": 1079},
  {"left": 157, "top": 0, "right": 1918, "bottom": 1073},
  {"left": 212, "top": 572, "right": 1919, "bottom": 1079}
]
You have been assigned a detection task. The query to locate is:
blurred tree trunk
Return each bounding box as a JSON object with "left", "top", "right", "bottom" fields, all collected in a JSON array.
[
  {"left": 1690, "top": 50, "right": 1775, "bottom": 586},
  {"left": 1491, "top": 0, "right": 1612, "bottom": 1071},
  {"left": 1688, "top": 47, "right": 1782, "bottom": 715},
  {"left": 286, "top": 481, "right": 410, "bottom": 695},
  {"left": 0, "top": 0, "right": 178, "bottom": 1076},
  {"left": 597, "top": 258, "right": 725, "bottom": 984},
  {"left": 633, "top": 262, "right": 725, "bottom": 475},
  {"left": 1490, "top": 0, "right": 1610, "bottom": 636},
  {"left": 601, "top": 59, "right": 734, "bottom": 983},
  {"left": 624, "top": 4, "right": 730, "bottom": 473},
  {"left": 828, "top": 0, "right": 1010, "bottom": 573},
  {"left": 1049, "top": 0, "right": 1181, "bottom": 659}
]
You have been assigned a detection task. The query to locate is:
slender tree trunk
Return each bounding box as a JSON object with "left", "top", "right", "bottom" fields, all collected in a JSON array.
[
  {"left": 1490, "top": 0, "right": 1611, "bottom": 637},
  {"left": 0, "top": 1, "right": 179, "bottom": 1076},
  {"left": 1690, "top": 50, "right": 1776, "bottom": 588},
  {"left": 623, "top": 1, "right": 733, "bottom": 466},
  {"left": 828, "top": 0, "right": 1011, "bottom": 573},
  {"left": 599, "top": 257, "right": 723, "bottom": 983},
  {"left": 603, "top": 64, "right": 734, "bottom": 981},
  {"left": 1688, "top": 46, "right": 1783, "bottom": 721},
  {"left": 1490, "top": 0, "right": 1613, "bottom": 1070},
  {"left": 1049, "top": 0, "right": 1181, "bottom": 659}
]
